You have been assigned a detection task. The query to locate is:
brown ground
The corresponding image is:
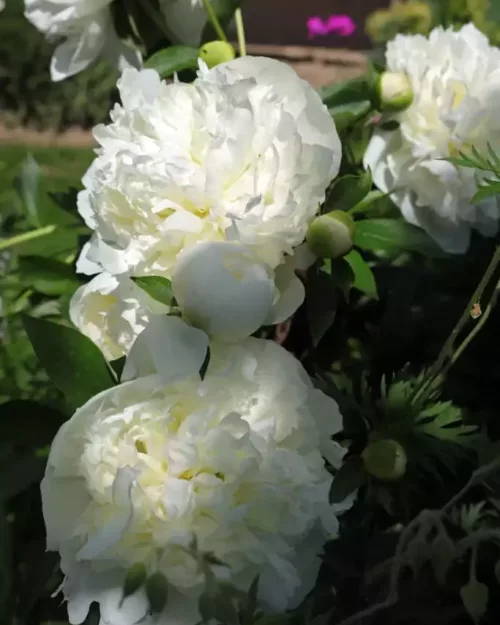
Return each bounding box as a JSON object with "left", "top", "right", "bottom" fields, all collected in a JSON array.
[{"left": 0, "top": 46, "right": 367, "bottom": 147}]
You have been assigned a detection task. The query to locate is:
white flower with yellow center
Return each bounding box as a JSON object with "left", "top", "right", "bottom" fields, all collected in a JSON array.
[
  {"left": 364, "top": 23, "right": 500, "bottom": 253},
  {"left": 42, "top": 323, "right": 349, "bottom": 625},
  {"left": 77, "top": 57, "right": 341, "bottom": 277},
  {"left": 69, "top": 273, "right": 169, "bottom": 361},
  {"left": 24, "top": 0, "right": 141, "bottom": 81}
]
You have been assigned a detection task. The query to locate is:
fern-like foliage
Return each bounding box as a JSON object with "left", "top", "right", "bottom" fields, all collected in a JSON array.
[{"left": 447, "top": 143, "right": 500, "bottom": 202}]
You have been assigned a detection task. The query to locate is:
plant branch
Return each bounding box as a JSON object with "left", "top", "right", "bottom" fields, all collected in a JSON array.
[
  {"left": 334, "top": 457, "right": 500, "bottom": 625},
  {"left": 411, "top": 246, "right": 500, "bottom": 405},
  {"left": 235, "top": 8, "right": 246, "bottom": 56},
  {"left": 201, "top": 0, "right": 228, "bottom": 42},
  {"left": 0, "top": 225, "right": 57, "bottom": 251}
]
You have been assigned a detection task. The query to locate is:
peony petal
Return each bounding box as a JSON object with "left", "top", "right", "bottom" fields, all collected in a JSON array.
[
  {"left": 50, "top": 11, "right": 108, "bottom": 81},
  {"left": 172, "top": 241, "right": 276, "bottom": 342},
  {"left": 122, "top": 315, "right": 208, "bottom": 382}
]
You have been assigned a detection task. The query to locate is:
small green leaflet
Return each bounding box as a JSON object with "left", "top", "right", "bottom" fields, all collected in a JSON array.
[
  {"left": 132, "top": 276, "right": 174, "bottom": 306},
  {"left": 344, "top": 249, "right": 378, "bottom": 299},
  {"left": 145, "top": 46, "right": 199, "bottom": 78}
]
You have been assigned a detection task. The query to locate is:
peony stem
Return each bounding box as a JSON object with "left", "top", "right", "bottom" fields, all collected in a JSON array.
[
  {"left": 235, "top": 8, "right": 246, "bottom": 56},
  {"left": 201, "top": 0, "right": 228, "bottom": 42},
  {"left": 0, "top": 225, "right": 57, "bottom": 251},
  {"left": 411, "top": 245, "right": 500, "bottom": 405}
]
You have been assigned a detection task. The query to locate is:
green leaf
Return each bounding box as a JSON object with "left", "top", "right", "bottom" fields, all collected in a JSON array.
[
  {"left": 354, "top": 218, "right": 445, "bottom": 257},
  {"left": 49, "top": 187, "right": 79, "bottom": 215},
  {"left": 343, "top": 119, "right": 373, "bottom": 167},
  {"left": 110, "top": 356, "right": 126, "bottom": 381},
  {"left": 123, "top": 563, "right": 147, "bottom": 600},
  {"left": 325, "top": 169, "right": 372, "bottom": 213},
  {"left": 146, "top": 572, "right": 169, "bottom": 613},
  {"left": 213, "top": 593, "right": 239, "bottom": 625},
  {"left": 14, "top": 154, "right": 41, "bottom": 227},
  {"left": 241, "top": 576, "right": 259, "bottom": 624},
  {"left": 472, "top": 179, "right": 500, "bottom": 203},
  {"left": 329, "top": 258, "right": 355, "bottom": 298},
  {"left": 145, "top": 46, "right": 199, "bottom": 78},
  {"left": 13, "top": 226, "right": 83, "bottom": 258},
  {"left": 18, "top": 256, "right": 81, "bottom": 296},
  {"left": 344, "top": 250, "right": 378, "bottom": 298},
  {"left": 415, "top": 401, "right": 478, "bottom": 446},
  {"left": 318, "top": 76, "right": 371, "bottom": 107},
  {"left": 329, "top": 100, "right": 372, "bottom": 133},
  {"left": 23, "top": 316, "right": 115, "bottom": 411},
  {"left": 306, "top": 268, "right": 338, "bottom": 347},
  {"left": 329, "top": 456, "right": 365, "bottom": 504},
  {"left": 199, "top": 347, "right": 211, "bottom": 381},
  {"left": 199, "top": 591, "right": 216, "bottom": 622},
  {"left": 349, "top": 190, "right": 388, "bottom": 216},
  {"left": 460, "top": 579, "right": 488, "bottom": 624},
  {"left": 131, "top": 276, "right": 174, "bottom": 306}
]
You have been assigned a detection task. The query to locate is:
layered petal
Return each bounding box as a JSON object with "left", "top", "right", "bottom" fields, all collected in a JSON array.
[{"left": 42, "top": 337, "right": 349, "bottom": 624}]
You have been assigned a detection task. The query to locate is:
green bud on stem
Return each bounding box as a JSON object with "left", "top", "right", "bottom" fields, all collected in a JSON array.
[
  {"left": 362, "top": 438, "right": 407, "bottom": 480},
  {"left": 199, "top": 41, "right": 236, "bottom": 68},
  {"left": 306, "top": 210, "right": 356, "bottom": 259}
]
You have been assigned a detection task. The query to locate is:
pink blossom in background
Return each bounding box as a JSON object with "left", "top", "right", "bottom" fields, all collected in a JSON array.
[{"left": 306, "top": 15, "right": 356, "bottom": 39}]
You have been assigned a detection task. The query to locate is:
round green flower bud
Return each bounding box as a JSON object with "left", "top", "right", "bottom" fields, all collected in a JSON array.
[
  {"left": 199, "top": 41, "right": 236, "bottom": 69},
  {"left": 378, "top": 71, "right": 413, "bottom": 112},
  {"left": 361, "top": 438, "right": 407, "bottom": 481},
  {"left": 306, "top": 210, "right": 356, "bottom": 259}
]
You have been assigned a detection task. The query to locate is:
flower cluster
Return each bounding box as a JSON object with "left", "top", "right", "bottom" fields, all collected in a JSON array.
[
  {"left": 365, "top": 23, "right": 500, "bottom": 253},
  {"left": 42, "top": 53, "right": 348, "bottom": 625}
]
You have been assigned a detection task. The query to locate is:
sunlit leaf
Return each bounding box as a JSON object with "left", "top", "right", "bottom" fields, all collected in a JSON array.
[
  {"left": 23, "top": 316, "right": 115, "bottom": 411},
  {"left": 145, "top": 46, "right": 199, "bottom": 78},
  {"left": 131, "top": 276, "right": 174, "bottom": 306},
  {"left": 354, "top": 218, "right": 445, "bottom": 257},
  {"left": 344, "top": 249, "right": 378, "bottom": 298}
]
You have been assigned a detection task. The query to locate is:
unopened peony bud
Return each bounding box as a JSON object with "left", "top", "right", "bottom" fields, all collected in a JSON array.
[
  {"left": 362, "top": 439, "right": 407, "bottom": 481},
  {"left": 199, "top": 41, "right": 236, "bottom": 68},
  {"left": 306, "top": 210, "right": 355, "bottom": 259},
  {"left": 172, "top": 241, "right": 275, "bottom": 342},
  {"left": 378, "top": 71, "right": 413, "bottom": 112}
]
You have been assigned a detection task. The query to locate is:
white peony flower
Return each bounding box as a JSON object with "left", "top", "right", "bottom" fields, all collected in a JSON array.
[
  {"left": 42, "top": 325, "right": 349, "bottom": 625},
  {"left": 364, "top": 23, "right": 500, "bottom": 253},
  {"left": 24, "top": 0, "right": 142, "bottom": 81},
  {"left": 70, "top": 273, "right": 169, "bottom": 360},
  {"left": 159, "top": 0, "right": 212, "bottom": 47},
  {"left": 77, "top": 57, "right": 341, "bottom": 278}
]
